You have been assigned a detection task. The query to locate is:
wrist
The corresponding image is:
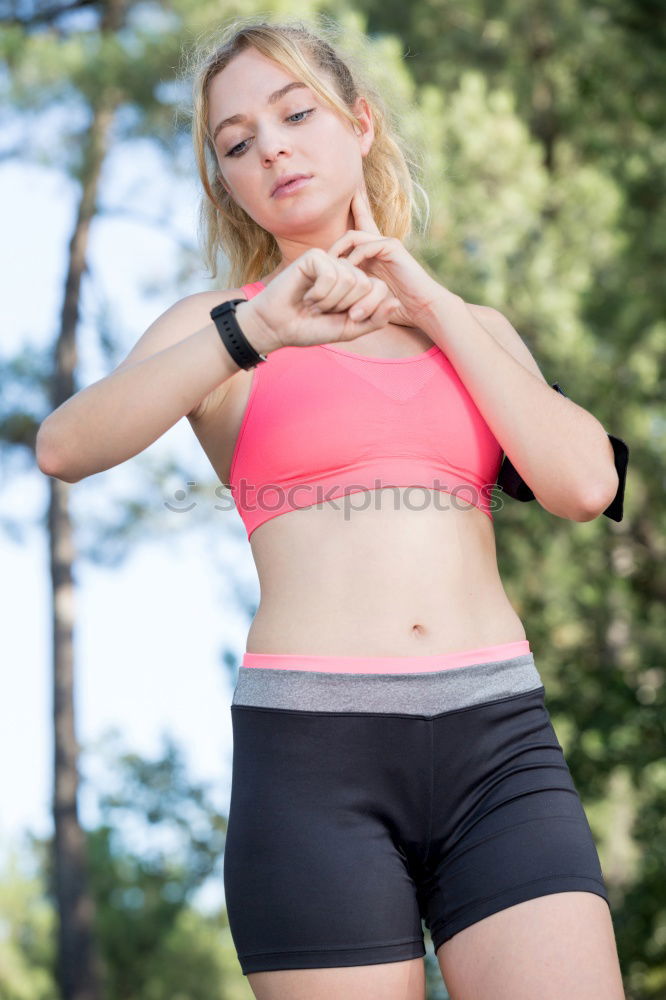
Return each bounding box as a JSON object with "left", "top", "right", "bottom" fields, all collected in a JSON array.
[
  {"left": 418, "top": 288, "right": 465, "bottom": 340},
  {"left": 235, "top": 300, "right": 283, "bottom": 357}
]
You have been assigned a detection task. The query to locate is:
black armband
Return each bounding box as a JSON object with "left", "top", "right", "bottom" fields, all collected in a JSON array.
[{"left": 494, "top": 382, "right": 629, "bottom": 522}]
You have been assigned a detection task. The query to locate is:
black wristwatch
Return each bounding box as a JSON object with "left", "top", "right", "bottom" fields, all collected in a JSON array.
[{"left": 210, "top": 298, "right": 268, "bottom": 370}]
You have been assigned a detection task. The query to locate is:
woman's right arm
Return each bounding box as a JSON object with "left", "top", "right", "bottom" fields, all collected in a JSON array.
[{"left": 36, "top": 291, "right": 274, "bottom": 483}]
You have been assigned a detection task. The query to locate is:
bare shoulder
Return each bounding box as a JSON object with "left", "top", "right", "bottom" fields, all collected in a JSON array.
[
  {"left": 465, "top": 302, "right": 548, "bottom": 384},
  {"left": 114, "top": 288, "right": 245, "bottom": 373},
  {"left": 113, "top": 287, "right": 247, "bottom": 420}
]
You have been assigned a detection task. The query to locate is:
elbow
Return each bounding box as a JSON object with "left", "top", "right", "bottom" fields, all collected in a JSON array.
[
  {"left": 35, "top": 425, "right": 78, "bottom": 483},
  {"left": 36, "top": 448, "right": 61, "bottom": 479},
  {"left": 575, "top": 469, "right": 621, "bottom": 522},
  {"left": 534, "top": 473, "right": 619, "bottom": 522},
  {"left": 574, "top": 430, "right": 623, "bottom": 521},
  {"left": 35, "top": 424, "right": 57, "bottom": 477},
  {"left": 37, "top": 452, "right": 77, "bottom": 483},
  {"left": 38, "top": 463, "right": 79, "bottom": 484}
]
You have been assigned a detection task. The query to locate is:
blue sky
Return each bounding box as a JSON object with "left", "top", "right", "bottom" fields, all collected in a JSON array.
[{"left": 1, "top": 149, "right": 257, "bottom": 905}]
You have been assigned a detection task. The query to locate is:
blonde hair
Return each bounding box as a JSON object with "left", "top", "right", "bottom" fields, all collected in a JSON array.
[{"left": 181, "top": 14, "right": 430, "bottom": 288}]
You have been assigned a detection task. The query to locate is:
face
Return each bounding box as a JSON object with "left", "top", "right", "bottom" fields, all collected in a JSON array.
[{"left": 207, "top": 46, "right": 374, "bottom": 263}]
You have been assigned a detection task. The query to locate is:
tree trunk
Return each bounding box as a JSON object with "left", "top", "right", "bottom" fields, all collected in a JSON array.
[{"left": 49, "top": 91, "right": 119, "bottom": 1000}]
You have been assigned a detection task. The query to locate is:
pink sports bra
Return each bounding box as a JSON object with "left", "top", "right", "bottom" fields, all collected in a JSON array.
[{"left": 228, "top": 280, "right": 504, "bottom": 540}]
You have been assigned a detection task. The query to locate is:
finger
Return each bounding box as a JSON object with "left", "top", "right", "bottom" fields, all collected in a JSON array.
[
  {"left": 353, "top": 189, "right": 381, "bottom": 234},
  {"left": 325, "top": 263, "right": 375, "bottom": 313},
  {"left": 377, "top": 296, "right": 402, "bottom": 323},
  {"left": 325, "top": 230, "right": 350, "bottom": 258},
  {"left": 350, "top": 192, "right": 366, "bottom": 234},
  {"left": 302, "top": 261, "right": 343, "bottom": 307},
  {"left": 326, "top": 229, "right": 371, "bottom": 259},
  {"left": 346, "top": 278, "right": 391, "bottom": 321},
  {"left": 351, "top": 295, "right": 401, "bottom": 330},
  {"left": 345, "top": 238, "right": 389, "bottom": 269},
  {"left": 305, "top": 271, "right": 354, "bottom": 312},
  {"left": 307, "top": 260, "right": 365, "bottom": 313}
]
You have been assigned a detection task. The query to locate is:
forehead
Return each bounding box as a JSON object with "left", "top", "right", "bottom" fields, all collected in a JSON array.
[{"left": 208, "top": 47, "right": 309, "bottom": 115}]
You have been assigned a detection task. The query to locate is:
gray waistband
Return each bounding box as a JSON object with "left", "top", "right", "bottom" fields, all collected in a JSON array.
[{"left": 231, "top": 652, "right": 544, "bottom": 717}]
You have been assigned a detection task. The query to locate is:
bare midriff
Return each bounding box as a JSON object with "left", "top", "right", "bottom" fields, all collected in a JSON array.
[
  {"left": 201, "top": 277, "right": 527, "bottom": 659},
  {"left": 244, "top": 487, "right": 526, "bottom": 657}
]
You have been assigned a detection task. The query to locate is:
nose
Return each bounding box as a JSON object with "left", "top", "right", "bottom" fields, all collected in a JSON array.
[
  {"left": 257, "top": 127, "right": 291, "bottom": 165},
  {"left": 262, "top": 146, "right": 289, "bottom": 167}
]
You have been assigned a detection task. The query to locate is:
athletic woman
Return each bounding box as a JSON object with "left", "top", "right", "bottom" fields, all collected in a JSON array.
[{"left": 38, "top": 17, "right": 628, "bottom": 1000}]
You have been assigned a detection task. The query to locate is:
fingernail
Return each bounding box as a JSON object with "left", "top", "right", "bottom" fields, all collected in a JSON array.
[{"left": 350, "top": 307, "right": 364, "bottom": 320}]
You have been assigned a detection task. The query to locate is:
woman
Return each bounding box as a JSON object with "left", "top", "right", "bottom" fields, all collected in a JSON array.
[{"left": 38, "top": 17, "right": 628, "bottom": 1000}]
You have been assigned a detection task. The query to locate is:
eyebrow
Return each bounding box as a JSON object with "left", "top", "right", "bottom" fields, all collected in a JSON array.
[{"left": 211, "top": 81, "right": 309, "bottom": 143}]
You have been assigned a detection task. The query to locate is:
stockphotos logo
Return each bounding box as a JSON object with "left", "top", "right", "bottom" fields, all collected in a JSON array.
[{"left": 164, "top": 479, "right": 505, "bottom": 516}]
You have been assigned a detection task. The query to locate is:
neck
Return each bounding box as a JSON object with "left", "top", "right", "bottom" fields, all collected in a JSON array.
[{"left": 263, "top": 206, "right": 357, "bottom": 282}]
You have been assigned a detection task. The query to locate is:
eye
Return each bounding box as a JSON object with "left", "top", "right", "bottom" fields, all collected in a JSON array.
[
  {"left": 224, "top": 108, "right": 317, "bottom": 158},
  {"left": 286, "top": 108, "right": 314, "bottom": 124}
]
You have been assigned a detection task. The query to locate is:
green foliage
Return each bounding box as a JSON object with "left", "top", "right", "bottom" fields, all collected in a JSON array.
[
  {"left": 0, "top": 844, "right": 57, "bottom": 1000},
  {"left": 2, "top": 0, "right": 664, "bottom": 994},
  {"left": 129, "top": 905, "right": 250, "bottom": 1000},
  {"left": 82, "top": 734, "right": 234, "bottom": 998},
  {"left": 353, "top": 3, "right": 666, "bottom": 991},
  {"left": 1, "top": 735, "right": 253, "bottom": 1000}
]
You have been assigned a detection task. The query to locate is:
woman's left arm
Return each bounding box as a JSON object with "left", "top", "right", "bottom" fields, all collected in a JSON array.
[
  {"left": 329, "top": 188, "right": 618, "bottom": 522},
  {"left": 419, "top": 292, "right": 619, "bottom": 521}
]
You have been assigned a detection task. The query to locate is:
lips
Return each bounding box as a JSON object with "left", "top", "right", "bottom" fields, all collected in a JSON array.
[{"left": 271, "top": 173, "right": 312, "bottom": 197}]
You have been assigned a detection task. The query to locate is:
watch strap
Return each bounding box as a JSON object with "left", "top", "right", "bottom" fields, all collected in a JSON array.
[{"left": 210, "top": 298, "right": 268, "bottom": 370}]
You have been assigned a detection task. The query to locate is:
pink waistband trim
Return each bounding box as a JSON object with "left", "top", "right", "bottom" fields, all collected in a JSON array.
[{"left": 241, "top": 639, "right": 531, "bottom": 674}]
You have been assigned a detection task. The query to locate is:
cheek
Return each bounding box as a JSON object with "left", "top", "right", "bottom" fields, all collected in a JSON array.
[
  {"left": 309, "top": 124, "right": 359, "bottom": 176},
  {"left": 221, "top": 168, "right": 251, "bottom": 204}
]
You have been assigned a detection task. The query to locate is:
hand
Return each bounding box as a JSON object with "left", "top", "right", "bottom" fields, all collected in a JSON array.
[
  {"left": 325, "top": 188, "right": 444, "bottom": 328},
  {"left": 241, "top": 246, "right": 402, "bottom": 353}
]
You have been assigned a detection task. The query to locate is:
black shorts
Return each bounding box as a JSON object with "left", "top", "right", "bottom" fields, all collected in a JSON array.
[{"left": 223, "top": 641, "right": 610, "bottom": 975}]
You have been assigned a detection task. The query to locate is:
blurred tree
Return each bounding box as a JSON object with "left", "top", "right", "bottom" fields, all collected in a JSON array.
[
  {"left": 76, "top": 732, "right": 239, "bottom": 999},
  {"left": 0, "top": 842, "right": 57, "bottom": 1000},
  {"left": 0, "top": 734, "right": 255, "bottom": 1000},
  {"left": 0, "top": 0, "right": 259, "bottom": 996},
  {"left": 354, "top": 2, "right": 665, "bottom": 991},
  {"left": 0, "top": 0, "right": 663, "bottom": 996}
]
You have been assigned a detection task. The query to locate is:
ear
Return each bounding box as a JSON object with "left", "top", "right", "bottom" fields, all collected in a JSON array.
[{"left": 351, "top": 96, "right": 374, "bottom": 156}]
